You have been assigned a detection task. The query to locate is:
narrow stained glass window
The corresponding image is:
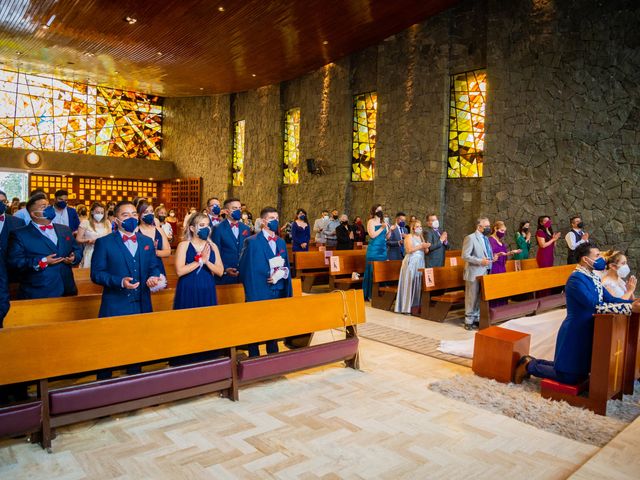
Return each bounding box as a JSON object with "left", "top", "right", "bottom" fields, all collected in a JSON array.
[
  {"left": 351, "top": 92, "right": 377, "bottom": 182},
  {"left": 232, "top": 120, "right": 245, "bottom": 186},
  {"left": 448, "top": 69, "right": 486, "bottom": 178},
  {"left": 0, "top": 68, "right": 162, "bottom": 159},
  {"left": 283, "top": 108, "right": 301, "bottom": 184}
]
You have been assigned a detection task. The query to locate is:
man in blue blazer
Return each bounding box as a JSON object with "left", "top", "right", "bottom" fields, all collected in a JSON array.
[
  {"left": 515, "top": 243, "right": 640, "bottom": 384},
  {"left": 8, "top": 193, "right": 82, "bottom": 299},
  {"left": 386, "top": 212, "right": 407, "bottom": 260},
  {"left": 52, "top": 189, "right": 80, "bottom": 234},
  {"left": 0, "top": 249, "right": 8, "bottom": 328},
  {"left": 212, "top": 197, "right": 251, "bottom": 285},
  {"left": 239, "top": 206, "right": 293, "bottom": 357},
  {"left": 0, "top": 190, "right": 23, "bottom": 282}
]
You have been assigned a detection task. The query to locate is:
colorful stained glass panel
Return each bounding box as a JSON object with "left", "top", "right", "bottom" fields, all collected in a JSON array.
[
  {"left": 283, "top": 108, "right": 301, "bottom": 185},
  {"left": 232, "top": 120, "right": 245, "bottom": 186},
  {"left": 351, "top": 92, "right": 377, "bottom": 182}
]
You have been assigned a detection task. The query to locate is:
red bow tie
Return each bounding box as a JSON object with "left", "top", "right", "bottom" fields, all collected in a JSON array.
[
  {"left": 231, "top": 222, "right": 239, "bottom": 228},
  {"left": 39, "top": 224, "right": 54, "bottom": 231},
  {"left": 268, "top": 236, "right": 278, "bottom": 242},
  {"left": 0, "top": 215, "right": 4, "bottom": 221},
  {"left": 123, "top": 234, "right": 137, "bottom": 243}
]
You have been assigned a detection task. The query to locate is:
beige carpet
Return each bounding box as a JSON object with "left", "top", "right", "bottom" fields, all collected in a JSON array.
[
  {"left": 429, "top": 374, "right": 640, "bottom": 447},
  {"left": 358, "top": 323, "right": 473, "bottom": 368}
]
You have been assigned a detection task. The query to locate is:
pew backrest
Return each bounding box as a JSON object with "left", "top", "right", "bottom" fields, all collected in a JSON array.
[
  {"left": 445, "top": 249, "right": 462, "bottom": 258},
  {"left": 505, "top": 258, "right": 539, "bottom": 272},
  {"left": 421, "top": 265, "right": 465, "bottom": 291},
  {"left": 372, "top": 260, "right": 403, "bottom": 283},
  {"left": 480, "top": 264, "right": 574, "bottom": 301},
  {"left": 295, "top": 249, "right": 366, "bottom": 271},
  {"left": 329, "top": 255, "right": 367, "bottom": 276}
]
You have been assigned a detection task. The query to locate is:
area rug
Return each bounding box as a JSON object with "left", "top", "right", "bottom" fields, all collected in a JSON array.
[
  {"left": 358, "top": 323, "right": 472, "bottom": 368},
  {"left": 428, "top": 374, "right": 640, "bottom": 446}
]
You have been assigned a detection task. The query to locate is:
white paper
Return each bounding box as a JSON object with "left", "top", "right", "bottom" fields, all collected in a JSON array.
[
  {"left": 424, "top": 268, "right": 435, "bottom": 288},
  {"left": 271, "top": 268, "right": 286, "bottom": 283},
  {"left": 269, "top": 256, "right": 285, "bottom": 269},
  {"left": 330, "top": 256, "right": 340, "bottom": 272},
  {"left": 449, "top": 257, "right": 458, "bottom": 266},
  {"left": 149, "top": 274, "right": 167, "bottom": 293}
]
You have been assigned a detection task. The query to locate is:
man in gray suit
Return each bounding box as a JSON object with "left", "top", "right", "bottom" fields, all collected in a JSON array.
[
  {"left": 462, "top": 217, "right": 498, "bottom": 330},
  {"left": 424, "top": 213, "right": 449, "bottom": 267}
]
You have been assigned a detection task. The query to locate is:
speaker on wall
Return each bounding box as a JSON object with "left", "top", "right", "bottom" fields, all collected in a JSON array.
[{"left": 306, "top": 158, "right": 317, "bottom": 173}]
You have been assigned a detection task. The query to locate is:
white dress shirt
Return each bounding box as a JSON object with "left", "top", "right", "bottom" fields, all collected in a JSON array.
[
  {"left": 53, "top": 207, "right": 70, "bottom": 227},
  {"left": 119, "top": 230, "right": 138, "bottom": 257},
  {"left": 565, "top": 229, "right": 586, "bottom": 251},
  {"left": 32, "top": 221, "right": 57, "bottom": 245}
]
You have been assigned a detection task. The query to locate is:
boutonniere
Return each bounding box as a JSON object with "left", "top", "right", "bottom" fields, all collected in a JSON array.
[
  {"left": 278, "top": 249, "right": 285, "bottom": 255},
  {"left": 242, "top": 229, "right": 249, "bottom": 236},
  {"left": 65, "top": 236, "right": 71, "bottom": 241},
  {"left": 144, "top": 245, "right": 150, "bottom": 251}
]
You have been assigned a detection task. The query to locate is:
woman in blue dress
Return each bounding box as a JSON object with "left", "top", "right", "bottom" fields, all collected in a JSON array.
[
  {"left": 137, "top": 201, "right": 171, "bottom": 276},
  {"left": 173, "top": 213, "right": 224, "bottom": 309},
  {"left": 362, "top": 204, "right": 390, "bottom": 301},
  {"left": 290, "top": 208, "right": 310, "bottom": 252}
]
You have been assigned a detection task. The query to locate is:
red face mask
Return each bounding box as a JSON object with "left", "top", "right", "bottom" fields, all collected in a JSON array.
[{"left": 544, "top": 220, "right": 552, "bottom": 228}]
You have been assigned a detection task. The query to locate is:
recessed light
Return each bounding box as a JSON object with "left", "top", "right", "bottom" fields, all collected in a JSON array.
[
  {"left": 199, "top": 87, "right": 204, "bottom": 90},
  {"left": 218, "top": 6, "right": 225, "bottom": 12},
  {"left": 322, "top": 40, "right": 329, "bottom": 45},
  {"left": 16, "top": 51, "right": 23, "bottom": 56},
  {"left": 157, "top": 52, "right": 162, "bottom": 56},
  {"left": 251, "top": 73, "right": 256, "bottom": 77},
  {"left": 42, "top": 24, "right": 49, "bottom": 29},
  {"left": 114, "top": 71, "right": 119, "bottom": 74},
  {"left": 70, "top": 172, "right": 75, "bottom": 175},
  {"left": 125, "top": 16, "right": 137, "bottom": 25},
  {"left": 109, "top": 175, "right": 114, "bottom": 178},
  {"left": 149, "top": 177, "right": 154, "bottom": 181},
  {"left": 84, "top": 52, "right": 94, "bottom": 57}
]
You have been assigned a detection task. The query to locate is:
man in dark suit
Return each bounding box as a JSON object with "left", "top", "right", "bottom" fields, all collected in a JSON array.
[
  {"left": 8, "top": 193, "right": 82, "bottom": 300},
  {"left": 52, "top": 189, "right": 81, "bottom": 234},
  {"left": 335, "top": 214, "right": 354, "bottom": 250},
  {"left": 0, "top": 247, "right": 8, "bottom": 328},
  {"left": 386, "top": 212, "right": 407, "bottom": 260},
  {"left": 239, "top": 206, "right": 292, "bottom": 357},
  {"left": 0, "top": 190, "right": 23, "bottom": 254},
  {"left": 211, "top": 197, "right": 251, "bottom": 284},
  {"left": 424, "top": 213, "right": 449, "bottom": 268}
]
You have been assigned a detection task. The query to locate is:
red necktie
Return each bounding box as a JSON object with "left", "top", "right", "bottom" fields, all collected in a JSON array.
[
  {"left": 123, "top": 234, "right": 137, "bottom": 243},
  {"left": 39, "top": 224, "right": 53, "bottom": 231},
  {"left": 268, "top": 236, "right": 277, "bottom": 242}
]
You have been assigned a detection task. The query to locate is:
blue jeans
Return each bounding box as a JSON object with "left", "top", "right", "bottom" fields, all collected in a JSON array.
[{"left": 526, "top": 358, "right": 587, "bottom": 385}]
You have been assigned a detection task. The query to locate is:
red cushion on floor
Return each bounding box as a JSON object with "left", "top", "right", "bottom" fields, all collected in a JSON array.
[{"left": 540, "top": 378, "right": 588, "bottom": 396}]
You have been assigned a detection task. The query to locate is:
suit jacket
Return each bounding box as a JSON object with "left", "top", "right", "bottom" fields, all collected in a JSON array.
[
  {"left": 55, "top": 207, "right": 81, "bottom": 233},
  {"left": 1, "top": 214, "right": 23, "bottom": 281},
  {"left": 462, "top": 231, "right": 492, "bottom": 281},
  {"left": 424, "top": 227, "right": 449, "bottom": 268},
  {"left": 211, "top": 220, "right": 251, "bottom": 285},
  {"left": 0, "top": 251, "right": 9, "bottom": 327},
  {"left": 386, "top": 225, "right": 406, "bottom": 260},
  {"left": 8, "top": 223, "right": 82, "bottom": 299},
  {"left": 336, "top": 224, "right": 354, "bottom": 250},
  {"left": 554, "top": 271, "right": 632, "bottom": 376},
  {"left": 239, "top": 233, "right": 293, "bottom": 302},
  {"left": 91, "top": 231, "right": 162, "bottom": 318}
]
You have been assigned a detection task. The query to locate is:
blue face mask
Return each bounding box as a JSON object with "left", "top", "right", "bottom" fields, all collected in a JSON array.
[
  {"left": 267, "top": 219, "right": 279, "bottom": 232},
  {"left": 230, "top": 209, "right": 242, "bottom": 221},
  {"left": 43, "top": 205, "right": 56, "bottom": 221},
  {"left": 55, "top": 200, "right": 67, "bottom": 210},
  {"left": 211, "top": 204, "right": 221, "bottom": 215},
  {"left": 591, "top": 257, "right": 607, "bottom": 271},
  {"left": 121, "top": 217, "right": 138, "bottom": 233},
  {"left": 398, "top": 221, "right": 406, "bottom": 229},
  {"left": 197, "top": 226, "right": 210, "bottom": 240},
  {"left": 300, "top": 215, "right": 307, "bottom": 222},
  {"left": 0, "top": 202, "right": 6, "bottom": 215},
  {"left": 142, "top": 213, "right": 155, "bottom": 225}
]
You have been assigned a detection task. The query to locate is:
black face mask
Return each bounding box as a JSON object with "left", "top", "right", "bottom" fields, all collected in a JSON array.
[
  {"left": 375, "top": 211, "right": 384, "bottom": 219},
  {"left": 158, "top": 215, "right": 167, "bottom": 223},
  {"left": 577, "top": 222, "right": 584, "bottom": 229},
  {"left": 522, "top": 227, "right": 529, "bottom": 233},
  {"left": 332, "top": 215, "right": 339, "bottom": 220},
  {"left": 482, "top": 227, "right": 492, "bottom": 236},
  {"left": 341, "top": 220, "right": 349, "bottom": 225}
]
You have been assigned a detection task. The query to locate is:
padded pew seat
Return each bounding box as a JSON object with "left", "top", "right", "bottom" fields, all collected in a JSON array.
[
  {"left": 0, "top": 401, "right": 42, "bottom": 437},
  {"left": 540, "top": 378, "right": 588, "bottom": 396},
  {"left": 431, "top": 290, "right": 465, "bottom": 303},
  {"left": 537, "top": 292, "right": 566, "bottom": 312},
  {"left": 489, "top": 299, "right": 540, "bottom": 323}
]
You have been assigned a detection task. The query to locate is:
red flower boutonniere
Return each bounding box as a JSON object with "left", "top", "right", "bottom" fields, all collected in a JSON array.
[
  {"left": 278, "top": 249, "right": 285, "bottom": 255},
  {"left": 144, "top": 245, "right": 150, "bottom": 251},
  {"left": 66, "top": 236, "right": 71, "bottom": 241},
  {"left": 242, "top": 229, "right": 249, "bottom": 236},
  {"left": 194, "top": 254, "right": 202, "bottom": 262}
]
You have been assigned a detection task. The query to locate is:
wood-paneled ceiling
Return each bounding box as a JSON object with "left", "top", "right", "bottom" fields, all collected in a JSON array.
[{"left": 0, "top": 0, "right": 459, "bottom": 97}]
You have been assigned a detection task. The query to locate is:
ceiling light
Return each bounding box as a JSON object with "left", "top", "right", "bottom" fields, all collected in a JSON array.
[
  {"left": 25, "top": 151, "right": 41, "bottom": 167},
  {"left": 218, "top": 6, "right": 225, "bottom": 12},
  {"left": 149, "top": 177, "right": 154, "bottom": 181},
  {"left": 42, "top": 24, "right": 49, "bottom": 30},
  {"left": 125, "top": 16, "right": 137, "bottom": 25},
  {"left": 43, "top": 14, "right": 56, "bottom": 29},
  {"left": 251, "top": 74, "right": 256, "bottom": 77},
  {"left": 114, "top": 71, "right": 119, "bottom": 74},
  {"left": 199, "top": 87, "right": 204, "bottom": 90},
  {"left": 157, "top": 52, "right": 162, "bottom": 56},
  {"left": 109, "top": 175, "right": 114, "bottom": 178},
  {"left": 322, "top": 40, "right": 329, "bottom": 45},
  {"left": 84, "top": 52, "right": 94, "bottom": 57},
  {"left": 70, "top": 172, "right": 75, "bottom": 175}
]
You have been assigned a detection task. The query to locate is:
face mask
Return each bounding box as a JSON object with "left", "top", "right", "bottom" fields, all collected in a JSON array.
[
  {"left": 142, "top": 213, "right": 155, "bottom": 225},
  {"left": 384, "top": 217, "right": 390, "bottom": 224},
  {"left": 230, "top": 209, "right": 242, "bottom": 221},
  {"left": 267, "top": 219, "right": 279, "bottom": 232},
  {"left": 323, "top": 215, "right": 329, "bottom": 220},
  {"left": 299, "top": 215, "right": 307, "bottom": 222},
  {"left": 55, "top": 200, "right": 67, "bottom": 210},
  {"left": 196, "top": 226, "right": 210, "bottom": 240},
  {"left": 375, "top": 211, "right": 383, "bottom": 219},
  {"left": 0, "top": 202, "right": 6, "bottom": 215},
  {"left": 482, "top": 227, "right": 492, "bottom": 236},
  {"left": 577, "top": 222, "right": 584, "bottom": 229},
  {"left": 120, "top": 217, "right": 138, "bottom": 233},
  {"left": 617, "top": 264, "right": 631, "bottom": 278},
  {"left": 42, "top": 205, "right": 56, "bottom": 221},
  {"left": 169, "top": 212, "right": 176, "bottom": 217},
  {"left": 332, "top": 215, "right": 339, "bottom": 220},
  {"left": 522, "top": 227, "right": 529, "bottom": 233},
  {"left": 590, "top": 257, "right": 607, "bottom": 271},
  {"left": 356, "top": 220, "right": 362, "bottom": 225},
  {"left": 341, "top": 220, "right": 348, "bottom": 225},
  {"left": 431, "top": 220, "right": 440, "bottom": 229},
  {"left": 544, "top": 220, "right": 552, "bottom": 229},
  {"left": 496, "top": 230, "right": 505, "bottom": 239},
  {"left": 93, "top": 213, "right": 104, "bottom": 222},
  {"left": 398, "top": 221, "right": 406, "bottom": 228},
  {"left": 158, "top": 215, "right": 167, "bottom": 222},
  {"left": 211, "top": 204, "right": 221, "bottom": 215},
  {"left": 414, "top": 227, "right": 423, "bottom": 234}
]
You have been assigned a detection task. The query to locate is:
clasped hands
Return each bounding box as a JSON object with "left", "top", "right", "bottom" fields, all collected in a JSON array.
[
  {"left": 122, "top": 276, "right": 162, "bottom": 289},
  {"left": 45, "top": 252, "right": 75, "bottom": 265}
]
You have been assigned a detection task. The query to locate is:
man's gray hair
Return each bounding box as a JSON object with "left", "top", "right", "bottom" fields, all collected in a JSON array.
[{"left": 476, "top": 216, "right": 489, "bottom": 225}]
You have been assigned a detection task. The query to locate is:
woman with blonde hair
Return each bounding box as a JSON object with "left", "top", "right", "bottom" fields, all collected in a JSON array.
[
  {"left": 601, "top": 250, "right": 636, "bottom": 300},
  {"left": 395, "top": 220, "right": 431, "bottom": 314},
  {"left": 76, "top": 202, "right": 112, "bottom": 268}
]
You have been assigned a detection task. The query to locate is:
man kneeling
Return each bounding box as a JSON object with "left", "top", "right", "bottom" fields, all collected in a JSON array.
[{"left": 514, "top": 242, "right": 640, "bottom": 385}]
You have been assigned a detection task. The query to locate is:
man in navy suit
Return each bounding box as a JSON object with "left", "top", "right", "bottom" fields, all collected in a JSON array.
[
  {"left": 239, "top": 207, "right": 293, "bottom": 357},
  {"left": 8, "top": 193, "right": 82, "bottom": 299},
  {"left": 515, "top": 243, "right": 640, "bottom": 384},
  {"left": 387, "top": 212, "right": 407, "bottom": 260},
  {"left": 0, "top": 246, "right": 8, "bottom": 328},
  {"left": 206, "top": 197, "right": 223, "bottom": 228},
  {"left": 52, "top": 189, "right": 80, "bottom": 234},
  {"left": 0, "top": 190, "right": 23, "bottom": 254},
  {"left": 212, "top": 197, "right": 251, "bottom": 285}
]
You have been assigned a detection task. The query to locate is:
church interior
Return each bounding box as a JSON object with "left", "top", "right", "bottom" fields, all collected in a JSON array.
[{"left": 0, "top": 0, "right": 639, "bottom": 478}]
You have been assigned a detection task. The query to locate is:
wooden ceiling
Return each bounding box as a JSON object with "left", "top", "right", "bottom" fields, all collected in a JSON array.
[{"left": 0, "top": 0, "right": 459, "bottom": 97}]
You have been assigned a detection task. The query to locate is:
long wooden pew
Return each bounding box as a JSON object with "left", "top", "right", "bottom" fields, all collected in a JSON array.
[
  {"left": 0, "top": 289, "right": 365, "bottom": 449},
  {"left": 295, "top": 249, "right": 367, "bottom": 293},
  {"left": 370, "top": 260, "right": 402, "bottom": 310},
  {"left": 72, "top": 268, "right": 179, "bottom": 295},
  {"left": 420, "top": 265, "right": 465, "bottom": 322},
  {"left": 479, "top": 264, "right": 575, "bottom": 330},
  {"left": 5, "top": 279, "right": 303, "bottom": 327},
  {"left": 328, "top": 255, "right": 366, "bottom": 290}
]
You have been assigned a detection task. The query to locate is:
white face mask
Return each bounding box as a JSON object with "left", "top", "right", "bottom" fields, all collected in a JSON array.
[
  {"left": 93, "top": 213, "right": 104, "bottom": 222},
  {"left": 431, "top": 220, "right": 440, "bottom": 229},
  {"left": 323, "top": 215, "right": 329, "bottom": 220},
  {"left": 617, "top": 264, "right": 631, "bottom": 278},
  {"left": 414, "top": 228, "right": 423, "bottom": 234}
]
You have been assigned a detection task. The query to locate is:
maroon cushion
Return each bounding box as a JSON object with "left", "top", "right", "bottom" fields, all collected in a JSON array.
[
  {"left": 0, "top": 402, "right": 41, "bottom": 437},
  {"left": 490, "top": 300, "right": 539, "bottom": 322},
  {"left": 50, "top": 358, "right": 232, "bottom": 415},
  {"left": 537, "top": 293, "right": 565, "bottom": 312},
  {"left": 239, "top": 337, "right": 359, "bottom": 382}
]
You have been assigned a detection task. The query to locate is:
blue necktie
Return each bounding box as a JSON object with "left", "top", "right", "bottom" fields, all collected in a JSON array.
[{"left": 483, "top": 235, "right": 493, "bottom": 260}]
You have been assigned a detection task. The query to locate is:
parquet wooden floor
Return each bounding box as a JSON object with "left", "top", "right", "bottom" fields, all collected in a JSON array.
[{"left": 1, "top": 305, "right": 633, "bottom": 479}]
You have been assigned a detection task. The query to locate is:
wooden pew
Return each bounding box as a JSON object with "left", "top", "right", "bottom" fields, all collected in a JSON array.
[
  {"left": 623, "top": 312, "right": 640, "bottom": 395},
  {"left": 505, "top": 258, "right": 539, "bottom": 272},
  {"left": 5, "top": 279, "right": 303, "bottom": 327},
  {"left": 541, "top": 312, "right": 629, "bottom": 416},
  {"left": 445, "top": 249, "right": 461, "bottom": 258},
  {"left": 328, "top": 254, "right": 366, "bottom": 290},
  {"left": 370, "top": 260, "right": 402, "bottom": 310},
  {"left": 479, "top": 264, "right": 575, "bottom": 330},
  {"left": 420, "top": 265, "right": 465, "bottom": 322},
  {"left": 0, "top": 289, "right": 365, "bottom": 449},
  {"left": 295, "top": 250, "right": 366, "bottom": 293}
]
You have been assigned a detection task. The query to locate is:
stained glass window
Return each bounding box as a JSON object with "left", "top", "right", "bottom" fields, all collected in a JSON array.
[
  {"left": 0, "top": 68, "right": 163, "bottom": 160},
  {"left": 283, "top": 108, "right": 300, "bottom": 184},
  {"left": 448, "top": 69, "right": 486, "bottom": 178},
  {"left": 232, "top": 120, "right": 245, "bottom": 186},
  {"left": 351, "top": 92, "right": 377, "bottom": 181}
]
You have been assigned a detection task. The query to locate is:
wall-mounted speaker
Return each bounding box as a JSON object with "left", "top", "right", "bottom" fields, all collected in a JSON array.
[{"left": 306, "top": 158, "right": 317, "bottom": 173}]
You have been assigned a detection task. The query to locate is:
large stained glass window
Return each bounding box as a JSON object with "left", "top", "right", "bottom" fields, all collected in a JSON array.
[
  {"left": 448, "top": 69, "right": 486, "bottom": 178},
  {"left": 283, "top": 108, "right": 300, "bottom": 184},
  {"left": 232, "top": 120, "right": 245, "bottom": 186},
  {"left": 0, "top": 68, "right": 163, "bottom": 160},
  {"left": 351, "top": 92, "right": 377, "bottom": 182}
]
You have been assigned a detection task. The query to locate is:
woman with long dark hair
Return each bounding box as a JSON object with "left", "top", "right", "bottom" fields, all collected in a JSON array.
[
  {"left": 362, "top": 204, "right": 390, "bottom": 301},
  {"left": 290, "top": 208, "right": 310, "bottom": 252},
  {"left": 535, "top": 215, "right": 562, "bottom": 268}
]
